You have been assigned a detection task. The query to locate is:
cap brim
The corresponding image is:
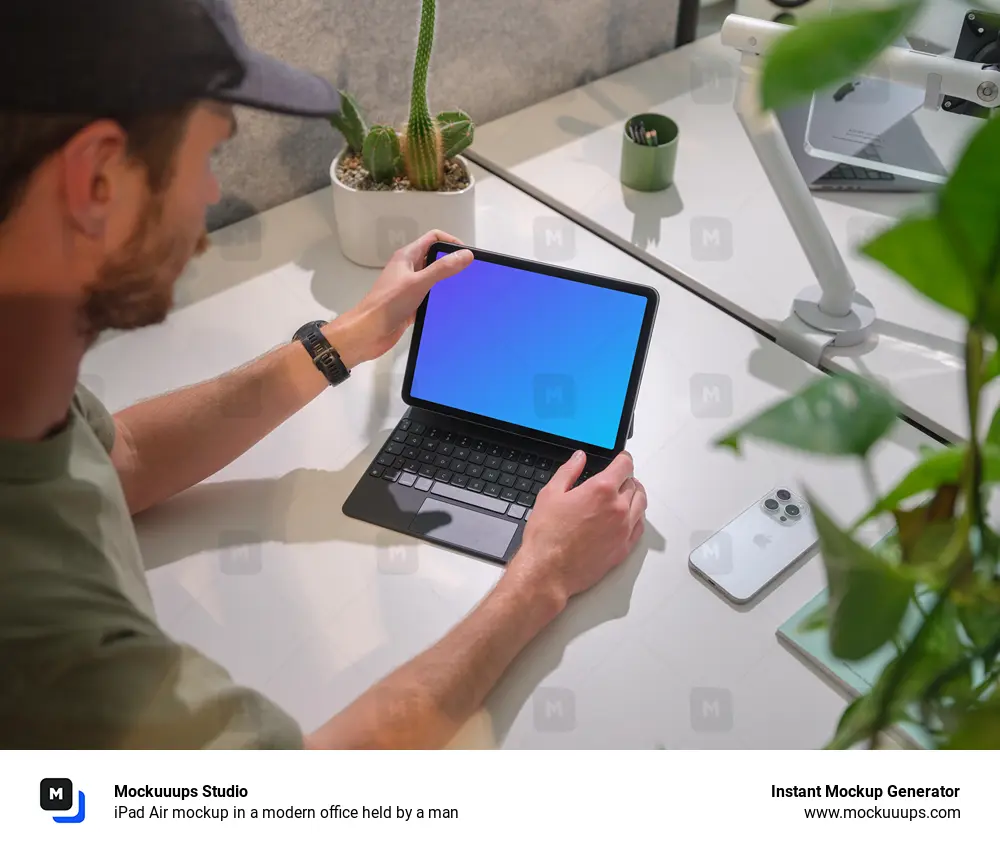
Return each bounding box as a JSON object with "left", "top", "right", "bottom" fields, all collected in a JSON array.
[{"left": 214, "top": 49, "right": 340, "bottom": 117}]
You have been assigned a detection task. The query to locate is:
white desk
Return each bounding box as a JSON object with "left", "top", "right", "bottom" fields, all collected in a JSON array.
[
  {"left": 470, "top": 33, "right": 993, "bottom": 445},
  {"left": 81, "top": 165, "right": 934, "bottom": 748}
]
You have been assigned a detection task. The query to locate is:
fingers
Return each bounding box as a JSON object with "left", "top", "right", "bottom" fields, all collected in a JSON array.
[
  {"left": 597, "top": 451, "right": 634, "bottom": 490},
  {"left": 626, "top": 515, "right": 645, "bottom": 550},
  {"left": 628, "top": 478, "right": 647, "bottom": 528},
  {"left": 404, "top": 229, "right": 465, "bottom": 268},
  {"left": 415, "top": 246, "right": 474, "bottom": 288},
  {"left": 549, "top": 450, "right": 587, "bottom": 492}
]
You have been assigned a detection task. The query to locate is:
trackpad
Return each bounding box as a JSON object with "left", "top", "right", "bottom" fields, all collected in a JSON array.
[{"left": 409, "top": 498, "right": 518, "bottom": 559}]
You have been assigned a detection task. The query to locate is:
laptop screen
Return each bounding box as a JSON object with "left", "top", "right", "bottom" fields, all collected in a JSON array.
[{"left": 408, "top": 257, "right": 649, "bottom": 450}]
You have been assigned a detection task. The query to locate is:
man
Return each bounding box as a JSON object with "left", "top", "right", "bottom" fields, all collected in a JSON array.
[{"left": 0, "top": 0, "right": 647, "bottom": 749}]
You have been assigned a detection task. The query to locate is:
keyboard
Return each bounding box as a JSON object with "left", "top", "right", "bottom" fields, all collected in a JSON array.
[
  {"left": 367, "top": 418, "right": 596, "bottom": 521},
  {"left": 819, "top": 144, "right": 895, "bottom": 182}
]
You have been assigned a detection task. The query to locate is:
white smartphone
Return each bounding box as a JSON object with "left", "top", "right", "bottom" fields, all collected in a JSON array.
[{"left": 689, "top": 486, "right": 819, "bottom": 604}]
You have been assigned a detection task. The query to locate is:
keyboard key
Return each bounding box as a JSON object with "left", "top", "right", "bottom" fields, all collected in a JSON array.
[
  {"left": 517, "top": 464, "right": 534, "bottom": 478},
  {"left": 507, "top": 504, "right": 526, "bottom": 520},
  {"left": 531, "top": 481, "right": 544, "bottom": 495},
  {"left": 428, "top": 428, "right": 442, "bottom": 439},
  {"left": 485, "top": 456, "right": 502, "bottom": 470},
  {"left": 393, "top": 458, "right": 405, "bottom": 469},
  {"left": 485, "top": 483, "right": 502, "bottom": 497},
  {"left": 515, "top": 477, "right": 532, "bottom": 492},
  {"left": 391, "top": 431, "right": 407, "bottom": 443},
  {"left": 422, "top": 438, "right": 439, "bottom": 451},
  {"left": 435, "top": 469, "right": 453, "bottom": 483},
  {"left": 500, "top": 488, "right": 517, "bottom": 502},
  {"left": 457, "top": 435, "right": 472, "bottom": 448},
  {"left": 502, "top": 448, "right": 520, "bottom": 461},
  {"left": 538, "top": 457, "right": 553, "bottom": 471},
  {"left": 383, "top": 468, "right": 401, "bottom": 482},
  {"left": 419, "top": 450, "right": 436, "bottom": 464},
  {"left": 501, "top": 460, "right": 518, "bottom": 475},
  {"left": 482, "top": 469, "right": 500, "bottom": 483},
  {"left": 521, "top": 453, "right": 537, "bottom": 466},
  {"left": 398, "top": 472, "right": 417, "bottom": 487},
  {"left": 467, "top": 465, "right": 484, "bottom": 479},
  {"left": 439, "top": 444, "right": 454, "bottom": 456},
  {"left": 435, "top": 456, "right": 451, "bottom": 468},
  {"left": 377, "top": 453, "right": 394, "bottom": 466},
  {"left": 415, "top": 476, "right": 433, "bottom": 492},
  {"left": 488, "top": 444, "right": 503, "bottom": 457},
  {"left": 534, "top": 469, "right": 551, "bottom": 483},
  {"left": 404, "top": 447, "right": 420, "bottom": 459},
  {"left": 450, "top": 459, "right": 468, "bottom": 473},
  {"left": 400, "top": 419, "right": 411, "bottom": 431},
  {"left": 441, "top": 432, "right": 455, "bottom": 444},
  {"left": 499, "top": 473, "right": 516, "bottom": 487},
  {"left": 516, "top": 492, "right": 535, "bottom": 507},
  {"left": 452, "top": 474, "right": 470, "bottom": 488},
  {"left": 453, "top": 447, "right": 470, "bottom": 460},
  {"left": 472, "top": 441, "right": 487, "bottom": 453},
  {"left": 369, "top": 465, "right": 383, "bottom": 478},
  {"left": 431, "top": 481, "right": 509, "bottom": 514},
  {"left": 404, "top": 460, "right": 420, "bottom": 473},
  {"left": 386, "top": 443, "right": 404, "bottom": 456},
  {"left": 410, "top": 422, "right": 426, "bottom": 435},
  {"left": 470, "top": 452, "right": 486, "bottom": 465},
  {"left": 405, "top": 434, "right": 422, "bottom": 447},
  {"left": 525, "top": 509, "right": 532, "bottom": 521},
  {"left": 468, "top": 479, "right": 485, "bottom": 493},
  {"left": 420, "top": 464, "right": 436, "bottom": 477}
]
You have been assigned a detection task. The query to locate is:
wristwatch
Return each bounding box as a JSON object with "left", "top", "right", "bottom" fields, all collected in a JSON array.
[{"left": 292, "top": 320, "right": 351, "bottom": 387}]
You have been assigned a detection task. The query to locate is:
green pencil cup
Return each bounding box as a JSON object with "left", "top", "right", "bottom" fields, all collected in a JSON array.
[{"left": 620, "top": 113, "right": 679, "bottom": 192}]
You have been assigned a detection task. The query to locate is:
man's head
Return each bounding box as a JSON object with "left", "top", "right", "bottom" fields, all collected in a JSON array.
[{"left": 0, "top": 0, "right": 340, "bottom": 338}]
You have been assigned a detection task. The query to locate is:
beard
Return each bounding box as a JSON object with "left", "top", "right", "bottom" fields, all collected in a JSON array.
[{"left": 80, "top": 199, "right": 210, "bottom": 337}]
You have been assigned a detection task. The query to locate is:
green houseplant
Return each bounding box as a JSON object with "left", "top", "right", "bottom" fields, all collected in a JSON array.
[
  {"left": 718, "top": 0, "right": 1000, "bottom": 748},
  {"left": 328, "top": 0, "right": 476, "bottom": 267}
]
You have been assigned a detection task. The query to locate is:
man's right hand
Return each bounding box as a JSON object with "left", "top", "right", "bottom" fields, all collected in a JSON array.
[{"left": 509, "top": 450, "right": 647, "bottom": 608}]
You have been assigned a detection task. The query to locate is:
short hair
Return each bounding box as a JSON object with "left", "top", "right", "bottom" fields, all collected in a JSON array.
[{"left": 0, "top": 105, "right": 195, "bottom": 226}]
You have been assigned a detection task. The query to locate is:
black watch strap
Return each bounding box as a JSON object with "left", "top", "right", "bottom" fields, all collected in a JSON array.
[{"left": 293, "top": 320, "right": 351, "bottom": 387}]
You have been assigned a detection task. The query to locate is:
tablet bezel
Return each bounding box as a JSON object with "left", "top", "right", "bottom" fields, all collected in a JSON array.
[{"left": 401, "top": 242, "right": 660, "bottom": 458}]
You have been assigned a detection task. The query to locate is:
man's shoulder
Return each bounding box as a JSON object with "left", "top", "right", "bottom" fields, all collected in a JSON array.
[{"left": 72, "top": 382, "right": 115, "bottom": 454}]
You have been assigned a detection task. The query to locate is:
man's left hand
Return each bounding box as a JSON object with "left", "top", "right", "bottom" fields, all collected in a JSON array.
[{"left": 324, "top": 230, "right": 474, "bottom": 368}]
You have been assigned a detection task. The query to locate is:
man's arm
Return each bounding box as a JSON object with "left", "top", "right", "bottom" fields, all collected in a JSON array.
[
  {"left": 305, "top": 450, "right": 648, "bottom": 750},
  {"left": 110, "top": 321, "right": 359, "bottom": 516}
]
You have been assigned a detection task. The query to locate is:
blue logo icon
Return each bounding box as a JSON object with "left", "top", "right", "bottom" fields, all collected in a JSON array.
[{"left": 40, "top": 778, "right": 86, "bottom": 823}]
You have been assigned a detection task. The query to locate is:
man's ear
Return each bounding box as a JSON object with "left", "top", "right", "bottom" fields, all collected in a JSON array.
[{"left": 59, "top": 120, "right": 130, "bottom": 239}]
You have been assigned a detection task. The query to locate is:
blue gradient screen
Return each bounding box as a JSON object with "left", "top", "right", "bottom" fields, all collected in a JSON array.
[{"left": 409, "top": 257, "right": 649, "bottom": 449}]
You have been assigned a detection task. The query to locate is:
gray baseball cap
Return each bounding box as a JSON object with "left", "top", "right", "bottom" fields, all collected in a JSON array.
[{"left": 0, "top": 0, "right": 341, "bottom": 117}]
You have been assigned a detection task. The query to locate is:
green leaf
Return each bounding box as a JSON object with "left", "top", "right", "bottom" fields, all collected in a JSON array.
[
  {"left": 861, "top": 217, "right": 975, "bottom": 320},
  {"left": 799, "top": 603, "right": 829, "bottom": 633},
  {"left": 987, "top": 405, "right": 1000, "bottom": 446},
  {"left": 826, "top": 693, "right": 877, "bottom": 749},
  {"left": 760, "top": 1, "right": 922, "bottom": 111},
  {"left": 942, "top": 700, "right": 1000, "bottom": 748},
  {"left": 716, "top": 373, "right": 898, "bottom": 457},
  {"left": 860, "top": 443, "right": 1000, "bottom": 524},
  {"left": 938, "top": 112, "right": 1000, "bottom": 304},
  {"left": 984, "top": 348, "right": 1000, "bottom": 385},
  {"left": 811, "top": 495, "right": 915, "bottom": 661},
  {"left": 330, "top": 91, "right": 370, "bottom": 153},
  {"left": 437, "top": 109, "right": 475, "bottom": 158}
]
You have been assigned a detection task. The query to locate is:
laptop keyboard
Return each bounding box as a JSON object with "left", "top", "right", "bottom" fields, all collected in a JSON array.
[
  {"left": 367, "top": 419, "right": 596, "bottom": 521},
  {"left": 822, "top": 144, "right": 895, "bottom": 182}
]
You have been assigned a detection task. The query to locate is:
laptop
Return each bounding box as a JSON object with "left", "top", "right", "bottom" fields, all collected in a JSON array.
[
  {"left": 777, "top": 76, "right": 946, "bottom": 193},
  {"left": 342, "top": 242, "right": 659, "bottom": 564}
]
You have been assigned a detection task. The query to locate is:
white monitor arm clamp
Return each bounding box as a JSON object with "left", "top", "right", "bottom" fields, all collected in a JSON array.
[{"left": 720, "top": 14, "right": 1000, "bottom": 353}]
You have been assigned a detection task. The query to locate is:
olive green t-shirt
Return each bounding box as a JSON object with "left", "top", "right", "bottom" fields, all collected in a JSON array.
[{"left": 0, "top": 384, "right": 303, "bottom": 748}]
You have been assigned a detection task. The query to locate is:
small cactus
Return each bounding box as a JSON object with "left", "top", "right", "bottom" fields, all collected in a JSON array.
[
  {"left": 437, "top": 109, "right": 475, "bottom": 159},
  {"left": 363, "top": 125, "right": 402, "bottom": 184},
  {"left": 330, "top": 90, "right": 369, "bottom": 154}
]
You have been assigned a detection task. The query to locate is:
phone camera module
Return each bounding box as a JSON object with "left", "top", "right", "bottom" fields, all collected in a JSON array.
[
  {"left": 763, "top": 498, "right": 780, "bottom": 511},
  {"left": 785, "top": 504, "right": 801, "bottom": 518},
  {"left": 776, "top": 488, "right": 791, "bottom": 501}
]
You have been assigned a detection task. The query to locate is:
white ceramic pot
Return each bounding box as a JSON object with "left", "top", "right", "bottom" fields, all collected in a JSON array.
[{"left": 329, "top": 146, "right": 476, "bottom": 268}]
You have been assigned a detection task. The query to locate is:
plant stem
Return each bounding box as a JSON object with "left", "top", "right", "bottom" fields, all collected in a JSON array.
[{"left": 965, "top": 326, "right": 986, "bottom": 556}]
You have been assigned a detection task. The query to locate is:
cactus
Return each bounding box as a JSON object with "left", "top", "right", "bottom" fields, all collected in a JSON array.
[
  {"left": 363, "top": 125, "right": 403, "bottom": 184},
  {"left": 330, "top": 90, "right": 369, "bottom": 154},
  {"left": 437, "top": 109, "right": 474, "bottom": 159},
  {"left": 403, "top": 0, "right": 444, "bottom": 190}
]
